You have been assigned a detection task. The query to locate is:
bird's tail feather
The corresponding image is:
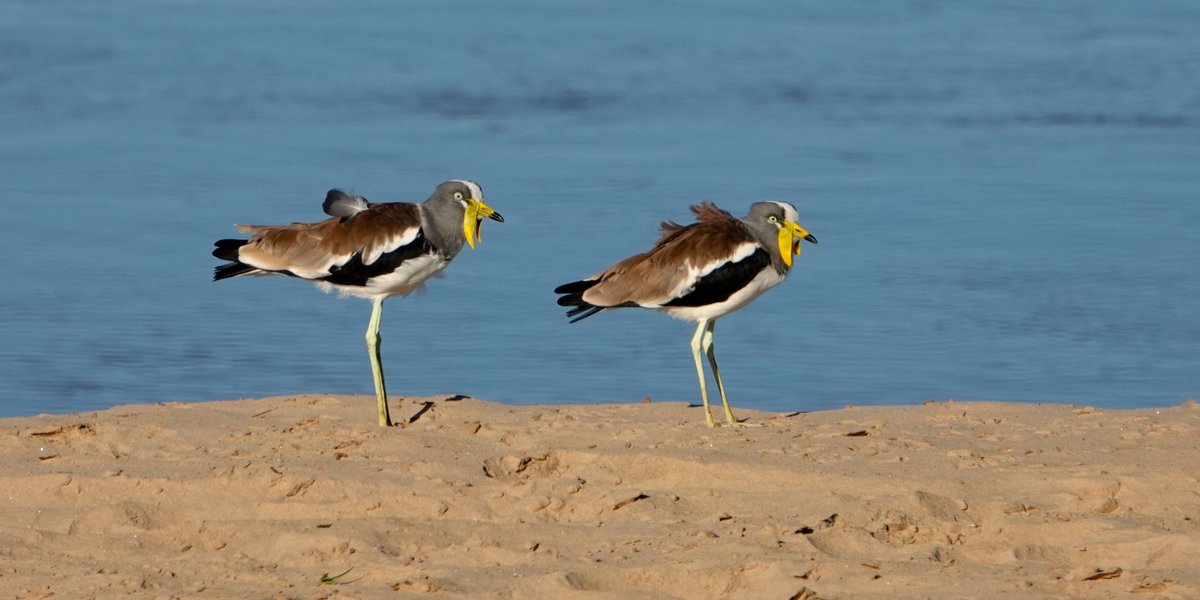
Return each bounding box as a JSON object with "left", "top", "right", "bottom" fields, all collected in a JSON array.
[
  {"left": 554, "top": 279, "right": 605, "bottom": 323},
  {"left": 565, "top": 305, "right": 605, "bottom": 322},
  {"left": 212, "top": 239, "right": 252, "bottom": 281},
  {"left": 213, "top": 262, "right": 255, "bottom": 281},
  {"left": 212, "top": 238, "right": 248, "bottom": 261}
]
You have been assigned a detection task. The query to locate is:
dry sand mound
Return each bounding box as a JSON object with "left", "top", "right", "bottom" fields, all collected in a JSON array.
[{"left": 2, "top": 395, "right": 1198, "bottom": 598}]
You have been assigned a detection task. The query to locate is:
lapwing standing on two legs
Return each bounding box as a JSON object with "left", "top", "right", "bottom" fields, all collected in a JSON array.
[
  {"left": 212, "top": 180, "right": 503, "bottom": 427},
  {"left": 555, "top": 201, "right": 816, "bottom": 427}
]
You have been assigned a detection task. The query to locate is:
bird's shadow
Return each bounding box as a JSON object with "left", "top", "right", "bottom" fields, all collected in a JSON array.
[{"left": 405, "top": 394, "right": 470, "bottom": 424}]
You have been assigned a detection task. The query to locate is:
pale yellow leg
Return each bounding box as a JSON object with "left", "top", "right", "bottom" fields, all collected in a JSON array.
[
  {"left": 703, "top": 320, "right": 762, "bottom": 428},
  {"left": 365, "top": 298, "right": 393, "bottom": 427},
  {"left": 690, "top": 320, "right": 716, "bottom": 427}
]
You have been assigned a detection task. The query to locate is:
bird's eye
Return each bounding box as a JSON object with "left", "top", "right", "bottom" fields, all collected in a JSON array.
[
  {"left": 453, "top": 191, "right": 465, "bottom": 201},
  {"left": 767, "top": 215, "right": 778, "bottom": 223}
]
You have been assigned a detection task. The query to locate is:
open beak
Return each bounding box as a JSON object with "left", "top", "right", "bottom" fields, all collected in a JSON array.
[
  {"left": 463, "top": 199, "right": 504, "bottom": 249},
  {"left": 777, "top": 222, "right": 817, "bottom": 267}
]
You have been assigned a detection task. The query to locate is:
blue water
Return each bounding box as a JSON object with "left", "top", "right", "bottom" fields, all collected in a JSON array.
[{"left": 2, "top": 1, "right": 1198, "bottom": 417}]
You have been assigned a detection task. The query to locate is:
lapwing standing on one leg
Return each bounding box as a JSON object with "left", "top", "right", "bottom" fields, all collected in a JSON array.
[
  {"left": 555, "top": 201, "right": 816, "bottom": 427},
  {"left": 212, "top": 180, "right": 503, "bottom": 427}
]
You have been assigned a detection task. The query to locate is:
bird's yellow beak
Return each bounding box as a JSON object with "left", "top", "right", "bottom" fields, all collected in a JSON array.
[
  {"left": 777, "top": 222, "right": 817, "bottom": 267},
  {"left": 463, "top": 198, "right": 504, "bottom": 249}
]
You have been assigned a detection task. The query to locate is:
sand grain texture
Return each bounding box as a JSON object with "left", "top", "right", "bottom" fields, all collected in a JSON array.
[{"left": 2, "top": 395, "right": 1198, "bottom": 599}]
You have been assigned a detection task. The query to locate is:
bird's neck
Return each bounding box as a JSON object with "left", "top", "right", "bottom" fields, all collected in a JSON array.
[
  {"left": 742, "top": 219, "right": 791, "bottom": 275},
  {"left": 418, "top": 200, "right": 465, "bottom": 259}
]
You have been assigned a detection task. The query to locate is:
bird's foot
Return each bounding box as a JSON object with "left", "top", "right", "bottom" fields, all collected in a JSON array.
[{"left": 724, "top": 419, "right": 764, "bottom": 428}]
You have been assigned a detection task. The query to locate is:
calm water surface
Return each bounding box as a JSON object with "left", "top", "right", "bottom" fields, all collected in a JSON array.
[{"left": 2, "top": 1, "right": 1198, "bottom": 417}]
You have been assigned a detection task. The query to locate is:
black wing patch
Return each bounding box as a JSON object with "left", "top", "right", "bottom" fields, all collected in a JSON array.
[
  {"left": 664, "top": 248, "right": 771, "bottom": 307},
  {"left": 320, "top": 230, "right": 439, "bottom": 286}
]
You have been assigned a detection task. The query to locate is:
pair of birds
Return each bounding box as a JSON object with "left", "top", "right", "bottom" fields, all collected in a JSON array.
[{"left": 212, "top": 180, "right": 817, "bottom": 427}]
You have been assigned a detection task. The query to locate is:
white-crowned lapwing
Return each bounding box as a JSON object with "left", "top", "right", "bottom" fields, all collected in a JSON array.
[
  {"left": 555, "top": 200, "right": 816, "bottom": 427},
  {"left": 213, "top": 180, "right": 503, "bottom": 426}
]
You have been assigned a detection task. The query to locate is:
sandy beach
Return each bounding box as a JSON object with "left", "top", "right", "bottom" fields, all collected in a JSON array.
[{"left": 2, "top": 394, "right": 1197, "bottom": 599}]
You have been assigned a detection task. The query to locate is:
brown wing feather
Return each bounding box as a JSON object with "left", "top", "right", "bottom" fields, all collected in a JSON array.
[
  {"left": 689, "top": 200, "right": 736, "bottom": 223},
  {"left": 655, "top": 201, "right": 729, "bottom": 242},
  {"left": 235, "top": 203, "right": 422, "bottom": 277},
  {"left": 582, "top": 202, "right": 755, "bottom": 307},
  {"left": 658, "top": 219, "right": 685, "bottom": 240}
]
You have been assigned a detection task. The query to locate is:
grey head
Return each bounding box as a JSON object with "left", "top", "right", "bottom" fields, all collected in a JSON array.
[
  {"left": 741, "top": 201, "right": 818, "bottom": 273},
  {"left": 420, "top": 180, "right": 504, "bottom": 258}
]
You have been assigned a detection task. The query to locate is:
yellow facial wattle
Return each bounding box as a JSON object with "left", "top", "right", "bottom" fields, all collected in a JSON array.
[
  {"left": 463, "top": 199, "right": 499, "bottom": 249},
  {"left": 463, "top": 202, "right": 479, "bottom": 249},
  {"left": 777, "top": 224, "right": 794, "bottom": 267},
  {"left": 777, "top": 222, "right": 813, "bottom": 267}
]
